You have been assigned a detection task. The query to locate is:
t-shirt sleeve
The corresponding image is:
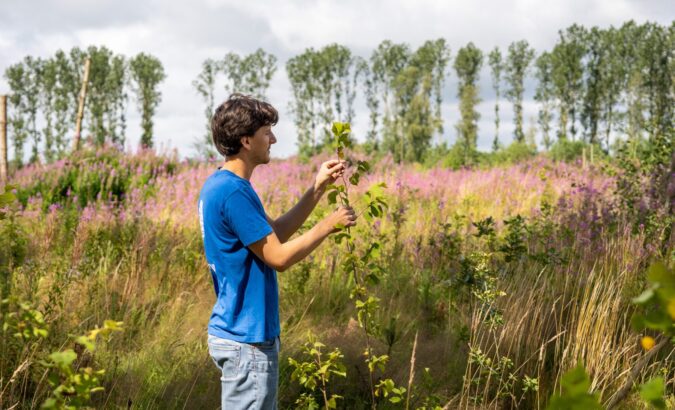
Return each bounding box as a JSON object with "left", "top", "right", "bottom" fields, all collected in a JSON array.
[{"left": 223, "top": 188, "right": 274, "bottom": 246}]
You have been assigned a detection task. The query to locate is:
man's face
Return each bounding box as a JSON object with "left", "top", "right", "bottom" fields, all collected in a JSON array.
[{"left": 247, "top": 125, "right": 276, "bottom": 165}]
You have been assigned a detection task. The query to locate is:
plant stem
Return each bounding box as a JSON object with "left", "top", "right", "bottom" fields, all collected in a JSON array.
[{"left": 338, "top": 168, "right": 376, "bottom": 410}]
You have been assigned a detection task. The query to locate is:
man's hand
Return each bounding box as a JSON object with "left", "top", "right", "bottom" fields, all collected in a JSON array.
[
  {"left": 314, "top": 160, "right": 347, "bottom": 192},
  {"left": 325, "top": 206, "right": 357, "bottom": 233}
]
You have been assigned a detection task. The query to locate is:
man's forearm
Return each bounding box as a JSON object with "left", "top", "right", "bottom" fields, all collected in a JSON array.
[
  {"left": 274, "top": 183, "right": 324, "bottom": 242},
  {"left": 276, "top": 218, "right": 333, "bottom": 271}
]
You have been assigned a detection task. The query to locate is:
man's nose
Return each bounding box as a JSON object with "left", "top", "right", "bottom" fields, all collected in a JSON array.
[{"left": 270, "top": 134, "right": 277, "bottom": 144}]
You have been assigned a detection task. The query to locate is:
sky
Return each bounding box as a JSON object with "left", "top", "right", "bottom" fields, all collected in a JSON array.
[{"left": 0, "top": 0, "right": 673, "bottom": 159}]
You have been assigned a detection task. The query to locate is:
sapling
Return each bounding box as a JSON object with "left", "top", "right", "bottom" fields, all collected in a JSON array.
[{"left": 325, "top": 122, "right": 406, "bottom": 407}]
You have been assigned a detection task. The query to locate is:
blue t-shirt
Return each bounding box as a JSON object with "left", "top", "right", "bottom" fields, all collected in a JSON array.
[{"left": 198, "top": 169, "right": 279, "bottom": 343}]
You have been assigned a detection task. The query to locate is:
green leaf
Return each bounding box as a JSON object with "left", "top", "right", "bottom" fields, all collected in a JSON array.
[
  {"left": 639, "top": 377, "right": 666, "bottom": 409},
  {"left": 331, "top": 369, "right": 346, "bottom": 377},
  {"left": 41, "top": 398, "right": 58, "bottom": 409},
  {"left": 631, "top": 314, "right": 646, "bottom": 331},
  {"left": 560, "top": 364, "right": 591, "bottom": 396},
  {"left": 103, "top": 320, "right": 124, "bottom": 331},
  {"left": 368, "top": 242, "right": 381, "bottom": 259},
  {"left": 76, "top": 335, "right": 96, "bottom": 352},
  {"left": 327, "top": 190, "right": 338, "bottom": 205},
  {"left": 365, "top": 273, "right": 380, "bottom": 285},
  {"left": 643, "top": 310, "right": 672, "bottom": 332},
  {"left": 647, "top": 262, "right": 670, "bottom": 285},
  {"left": 632, "top": 288, "right": 655, "bottom": 304},
  {"left": 357, "top": 160, "right": 370, "bottom": 173},
  {"left": 49, "top": 350, "right": 77, "bottom": 368},
  {"left": 0, "top": 192, "right": 16, "bottom": 206},
  {"left": 332, "top": 122, "right": 344, "bottom": 136}
]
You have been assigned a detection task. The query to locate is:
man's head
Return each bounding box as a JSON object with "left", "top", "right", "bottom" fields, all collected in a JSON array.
[{"left": 211, "top": 94, "right": 279, "bottom": 160}]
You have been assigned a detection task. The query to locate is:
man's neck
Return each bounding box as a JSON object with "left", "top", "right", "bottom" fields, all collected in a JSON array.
[{"left": 221, "top": 156, "right": 255, "bottom": 180}]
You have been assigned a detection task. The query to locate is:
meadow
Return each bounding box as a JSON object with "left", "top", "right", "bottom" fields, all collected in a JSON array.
[{"left": 0, "top": 144, "right": 672, "bottom": 409}]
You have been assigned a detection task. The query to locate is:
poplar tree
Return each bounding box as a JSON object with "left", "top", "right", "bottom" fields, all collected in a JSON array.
[
  {"left": 287, "top": 44, "right": 362, "bottom": 157},
  {"left": 598, "top": 27, "right": 625, "bottom": 151},
  {"left": 370, "top": 39, "right": 449, "bottom": 162},
  {"left": 581, "top": 27, "right": 606, "bottom": 145},
  {"left": 488, "top": 47, "right": 503, "bottom": 151},
  {"left": 4, "top": 61, "right": 31, "bottom": 166},
  {"left": 368, "top": 40, "right": 411, "bottom": 155},
  {"left": 639, "top": 23, "right": 673, "bottom": 138},
  {"left": 454, "top": 42, "right": 483, "bottom": 164},
  {"left": 551, "top": 25, "right": 586, "bottom": 140},
  {"left": 39, "top": 58, "right": 57, "bottom": 162},
  {"left": 52, "top": 50, "right": 78, "bottom": 156},
  {"left": 192, "top": 58, "right": 220, "bottom": 158},
  {"left": 129, "top": 53, "right": 166, "bottom": 148},
  {"left": 535, "top": 52, "right": 555, "bottom": 150},
  {"left": 221, "top": 48, "right": 277, "bottom": 99},
  {"left": 504, "top": 40, "right": 535, "bottom": 143}
]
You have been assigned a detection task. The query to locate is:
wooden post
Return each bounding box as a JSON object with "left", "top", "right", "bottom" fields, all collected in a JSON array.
[
  {"left": 0, "top": 95, "right": 7, "bottom": 186},
  {"left": 590, "top": 144, "right": 594, "bottom": 165},
  {"left": 582, "top": 147, "right": 586, "bottom": 169},
  {"left": 72, "top": 57, "right": 91, "bottom": 151}
]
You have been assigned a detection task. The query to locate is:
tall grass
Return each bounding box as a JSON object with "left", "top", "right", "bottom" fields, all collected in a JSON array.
[{"left": 0, "top": 147, "right": 671, "bottom": 409}]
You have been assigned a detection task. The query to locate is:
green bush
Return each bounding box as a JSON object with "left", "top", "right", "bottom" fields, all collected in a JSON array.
[
  {"left": 489, "top": 141, "right": 538, "bottom": 165},
  {"left": 547, "top": 139, "right": 608, "bottom": 163},
  {"left": 16, "top": 147, "right": 179, "bottom": 210}
]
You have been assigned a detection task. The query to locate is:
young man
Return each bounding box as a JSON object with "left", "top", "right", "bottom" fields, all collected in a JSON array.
[{"left": 198, "top": 94, "right": 356, "bottom": 409}]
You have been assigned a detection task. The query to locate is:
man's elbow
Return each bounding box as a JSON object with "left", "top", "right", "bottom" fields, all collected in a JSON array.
[{"left": 266, "top": 254, "right": 291, "bottom": 272}]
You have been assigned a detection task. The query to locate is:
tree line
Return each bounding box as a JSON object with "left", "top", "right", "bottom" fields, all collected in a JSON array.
[
  {"left": 3, "top": 46, "right": 165, "bottom": 167},
  {"left": 194, "top": 21, "right": 673, "bottom": 164},
  {"left": 3, "top": 21, "right": 672, "bottom": 167}
]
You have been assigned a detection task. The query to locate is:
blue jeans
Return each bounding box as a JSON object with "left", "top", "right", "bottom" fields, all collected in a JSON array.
[{"left": 207, "top": 334, "right": 280, "bottom": 410}]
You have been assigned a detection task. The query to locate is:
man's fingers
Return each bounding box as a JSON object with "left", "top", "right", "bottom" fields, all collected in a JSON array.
[{"left": 326, "top": 160, "right": 347, "bottom": 169}]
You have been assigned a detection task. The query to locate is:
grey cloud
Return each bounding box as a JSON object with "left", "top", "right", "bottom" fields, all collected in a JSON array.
[{"left": 0, "top": 0, "right": 673, "bottom": 158}]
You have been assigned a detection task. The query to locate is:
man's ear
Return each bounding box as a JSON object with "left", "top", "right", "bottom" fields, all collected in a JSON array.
[{"left": 240, "top": 136, "right": 251, "bottom": 151}]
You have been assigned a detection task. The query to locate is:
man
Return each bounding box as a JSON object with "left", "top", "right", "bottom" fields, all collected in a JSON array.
[{"left": 198, "top": 93, "right": 356, "bottom": 409}]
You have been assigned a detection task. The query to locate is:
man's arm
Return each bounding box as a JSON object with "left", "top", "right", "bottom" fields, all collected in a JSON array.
[
  {"left": 250, "top": 206, "right": 356, "bottom": 272},
  {"left": 268, "top": 185, "right": 323, "bottom": 243},
  {"left": 269, "top": 160, "right": 345, "bottom": 243}
]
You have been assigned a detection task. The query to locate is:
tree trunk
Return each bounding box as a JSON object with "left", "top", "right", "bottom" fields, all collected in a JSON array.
[{"left": 72, "top": 57, "right": 91, "bottom": 151}]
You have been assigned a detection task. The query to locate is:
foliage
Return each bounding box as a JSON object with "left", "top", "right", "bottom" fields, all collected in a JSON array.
[
  {"left": 41, "top": 320, "right": 123, "bottom": 409},
  {"left": 504, "top": 40, "right": 535, "bottom": 143},
  {"left": 0, "top": 130, "right": 672, "bottom": 408},
  {"left": 488, "top": 47, "right": 504, "bottom": 151},
  {"left": 191, "top": 49, "right": 278, "bottom": 158},
  {"left": 288, "top": 333, "right": 346, "bottom": 409},
  {"left": 326, "top": 121, "right": 410, "bottom": 408},
  {"left": 369, "top": 39, "right": 450, "bottom": 163},
  {"left": 453, "top": 43, "right": 483, "bottom": 166},
  {"left": 13, "top": 146, "right": 178, "bottom": 210},
  {"left": 0, "top": 184, "right": 27, "bottom": 299},
  {"left": 631, "top": 262, "right": 674, "bottom": 341},
  {"left": 4, "top": 47, "right": 165, "bottom": 165},
  {"left": 129, "top": 53, "right": 166, "bottom": 148},
  {"left": 287, "top": 45, "right": 363, "bottom": 159},
  {"left": 548, "top": 139, "right": 589, "bottom": 162},
  {"left": 546, "top": 365, "right": 603, "bottom": 410},
  {"left": 535, "top": 51, "right": 555, "bottom": 150},
  {"left": 221, "top": 48, "right": 277, "bottom": 99}
]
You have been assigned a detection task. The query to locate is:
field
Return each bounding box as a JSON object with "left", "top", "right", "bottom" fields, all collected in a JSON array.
[{"left": 1, "top": 145, "right": 672, "bottom": 409}]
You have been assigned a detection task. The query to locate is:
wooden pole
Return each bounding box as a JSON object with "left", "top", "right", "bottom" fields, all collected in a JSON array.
[
  {"left": 0, "top": 95, "right": 7, "bottom": 186},
  {"left": 582, "top": 147, "right": 586, "bottom": 169},
  {"left": 72, "top": 57, "right": 91, "bottom": 151}
]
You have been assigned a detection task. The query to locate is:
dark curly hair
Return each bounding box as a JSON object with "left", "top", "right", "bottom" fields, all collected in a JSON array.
[{"left": 211, "top": 94, "right": 279, "bottom": 156}]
